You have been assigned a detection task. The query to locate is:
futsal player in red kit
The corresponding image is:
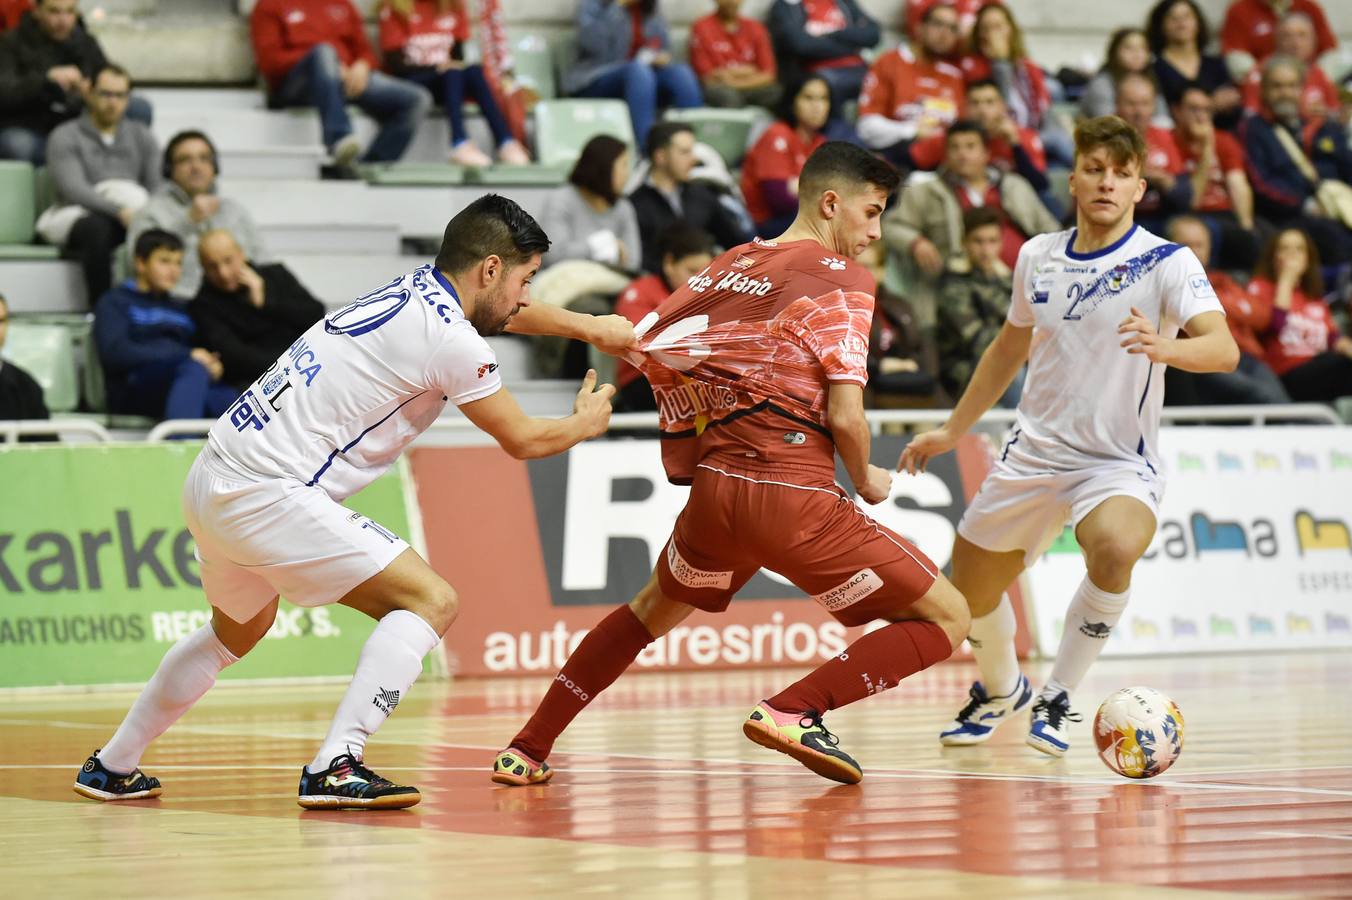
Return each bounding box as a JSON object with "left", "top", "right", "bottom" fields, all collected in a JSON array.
[{"left": 492, "top": 142, "right": 971, "bottom": 786}]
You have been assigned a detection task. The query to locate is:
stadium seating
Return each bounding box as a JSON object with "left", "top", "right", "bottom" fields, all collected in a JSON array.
[
  {"left": 4, "top": 320, "right": 80, "bottom": 413},
  {"left": 532, "top": 99, "right": 636, "bottom": 168},
  {"left": 663, "top": 107, "right": 766, "bottom": 168}
]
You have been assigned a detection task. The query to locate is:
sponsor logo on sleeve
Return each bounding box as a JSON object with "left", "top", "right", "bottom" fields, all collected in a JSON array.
[
  {"left": 477, "top": 362, "right": 499, "bottom": 379},
  {"left": 1189, "top": 274, "right": 1216, "bottom": 299}
]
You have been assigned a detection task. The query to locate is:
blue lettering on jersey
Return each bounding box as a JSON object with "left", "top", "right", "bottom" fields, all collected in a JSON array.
[
  {"left": 287, "top": 335, "right": 322, "bottom": 386},
  {"left": 227, "top": 389, "right": 270, "bottom": 433},
  {"left": 1061, "top": 243, "right": 1183, "bottom": 322}
]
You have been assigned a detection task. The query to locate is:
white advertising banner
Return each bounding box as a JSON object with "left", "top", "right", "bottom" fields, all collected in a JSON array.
[{"left": 1024, "top": 427, "right": 1352, "bottom": 655}]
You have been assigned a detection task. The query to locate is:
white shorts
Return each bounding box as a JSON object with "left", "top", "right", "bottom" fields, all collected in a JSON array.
[
  {"left": 182, "top": 446, "right": 409, "bottom": 623},
  {"left": 957, "top": 458, "right": 1164, "bottom": 567}
]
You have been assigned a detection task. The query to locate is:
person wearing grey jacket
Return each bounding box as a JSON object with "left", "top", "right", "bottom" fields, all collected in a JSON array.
[
  {"left": 565, "top": 0, "right": 702, "bottom": 145},
  {"left": 128, "top": 130, "right": 269, "bottom": 299},
  {"left": 43, "top": 63, "right": 160, "bottom": 305}
]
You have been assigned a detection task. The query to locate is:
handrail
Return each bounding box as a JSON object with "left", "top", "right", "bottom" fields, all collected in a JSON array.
[
  {"left": 0, "top": 418, "right": 112, "bottom": 443},
  {"left": 146, "top": 419, "right": 216, "bottom": 442}
]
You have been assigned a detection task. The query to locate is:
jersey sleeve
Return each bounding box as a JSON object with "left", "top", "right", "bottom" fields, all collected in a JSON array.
[
  {"left": 427, "top": 323, "right": 503, "bottom": 405},
  {"left": 781, "top": 274, "right": 875, "bottom": 385},
  {"left": 1005, "top": 237, "right": 1039, "bottom": 327},
  {"left": 1162, "top": 246, "right": 1224, "bottom": 329}
]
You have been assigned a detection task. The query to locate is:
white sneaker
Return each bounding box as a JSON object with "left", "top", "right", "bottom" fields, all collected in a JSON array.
[
  {"left": 938, "top": 675, "right": 1032, "bottom": 746},
  {"left": 1026, "top": 690, "right": 1082, "bottom": 757},
  {"left": 330, "top": 134, "right": 362, "bottom": 168},
  {"left": 450, "top": 141, "right": 492, "bottom": 167},
  {"left": 496, "top": 139, "right": 531, "bottom": 165}
]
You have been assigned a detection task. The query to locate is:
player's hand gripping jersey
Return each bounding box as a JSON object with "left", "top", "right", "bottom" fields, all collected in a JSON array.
[
  {"left": 627, "top": 237, "right": 876, "bottom": 486},
  {"left": 206, "top": 264, "right": 502, "bottom": 500}
]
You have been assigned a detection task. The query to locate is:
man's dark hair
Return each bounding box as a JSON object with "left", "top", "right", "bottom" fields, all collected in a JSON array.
[
  {"left": 435, "top": 194, "right": 551, "bottom": 275},
  {"left": 646, "top": 121, "right": 694, "bottom": 161},
  {"left": 1173, "top": 80, "right": 1210, "bottom": 105},
  {"left": 133, "top": 229, "right": 183, "bottom": 261},
  {"left": 657, "top": 224, "right": 715, "bottom": 264},
  {"left": 945, "top": 119, "right": 987, "bottom": 146},
  {"left": 93, "top": 62, "right": 132, "bottom": 88},
  {"left": 797, "top": 141, "right": 901, "bottom": 203},
  {"left": 962, "top": 206, "right": 1002, "bottom": 237},
  {"left": 965, "top": 78, "right": 1002, "bottom": 97},
  {"left": 568, "top": 134, "right": 628, "bottom": 205}
]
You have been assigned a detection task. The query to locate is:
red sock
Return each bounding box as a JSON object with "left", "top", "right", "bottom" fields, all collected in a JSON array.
[
  {"left": 768, "top": 620, "right": 952, "bottom": 714},
  {"left": 510, "top": 605, "right": 653, "bottom": 761}
]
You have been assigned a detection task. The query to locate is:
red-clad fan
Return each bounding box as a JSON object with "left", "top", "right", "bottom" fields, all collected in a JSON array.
[
  {"left": 1239, "top": 11, "right": 1338, "bottom": 119},
  {"left": 688, "top": 0, "right": 780, "bottom": 109},
  {"left": 492, "top": 142, "right": 971, "bottom": 790},
  {"left": 0, "top": 0, "right": 31, "bottom": 30},
  {"left": 1220, "top": 0, "right": 1336, "bottom": 62},
  {"left": 910, "top": 79, "right": 1048, "bottom": 192},
  {"left": 1171, "top": 83, "right": 1258, "bottom": 270},
  {"left": 905, "top": 0, "right": 992, "bottom": 42},
  {"left": 1116, "top": 73, "right": 1191, "bottom": 224},
  {"left": 741, "top": 75, "right": 831, "bottom": 234}
]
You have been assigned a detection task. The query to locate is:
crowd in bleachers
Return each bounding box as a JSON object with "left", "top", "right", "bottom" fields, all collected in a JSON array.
[{"left": 1, "top": 0, "right": 1351, "bottom": 431}]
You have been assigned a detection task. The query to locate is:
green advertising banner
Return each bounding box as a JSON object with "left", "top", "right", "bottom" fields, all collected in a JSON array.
[{"left": 0, "top": 443, "right": 414, "bottom": 688}]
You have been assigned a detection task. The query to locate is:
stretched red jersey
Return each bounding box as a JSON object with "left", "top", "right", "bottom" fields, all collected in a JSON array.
[{"left": 628, "top": 238, "right": 875, "bottom": 486}]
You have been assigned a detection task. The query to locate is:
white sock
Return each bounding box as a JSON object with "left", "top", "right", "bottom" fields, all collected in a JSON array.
[
  {"left": 967, "top": 593, "right": 1021, "bottom": 698},
  {"left": 309, "top": 610, "right": 440, "bottom": 773},
  {"left": 99, "top": 623, "right": 239, "bottom": 773},
  {"left": 1044, "top": 576, "right": 1129, "bottom": 699}
]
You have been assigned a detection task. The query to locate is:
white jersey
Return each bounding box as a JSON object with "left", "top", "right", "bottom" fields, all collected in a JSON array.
[
  {"left": 206, "top": 264, "right": 502, "bottom": 500},
  {"left": 1004, "top": 224, "right": 1222, "bottom": 473}
]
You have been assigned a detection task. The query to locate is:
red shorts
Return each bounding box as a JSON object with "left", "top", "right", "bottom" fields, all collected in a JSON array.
[{"left": 655, "top": 461, "right": 940, "bottom": 627}]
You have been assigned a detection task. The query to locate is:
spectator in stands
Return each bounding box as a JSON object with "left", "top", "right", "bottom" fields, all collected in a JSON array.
[
  {"left": 767, "top": 0, "right": 879, "bottom": 117},
  {"left": 882, "top": 120, "right": 1058, "bottom": 331},
  {"left": 562, "top": 0, "right": 701, "bottom": 147},
  {"left": 1164, "top": 215, "right": 1290, "bottom": 404},
  {"left": 962, "top": 3, "right": 1072, "bottom": 168},
  {"left": 936, "top": 206, "right": 1022, "bottom": 407},
  {"left": 1221, "top": 0, "right": 1336, "bottom": 67},
  {"left": 1116, "top": 73, "right": 1193, "bottom": 230},
  {"left": 1080, "top": 27, "right": 1169, "bottom": 121},
  {"left": 377, "top": 0, "right": 530, "bottom": 167},
  {"left": 0, "top": 0, "right": 151, "bottom": 165},
  {"left": 250, "top": 0, "right": 433, "bottom": 168},
  {"left": 905, "top": 0, "right": 991, "bottom": 44},
  {"left": 1171, "top": 84, "right": 1259, "bottom": 269},
  {"left": 0, "top": 290, "right": 50, "bottom": 423},
  {"left": 93, "top": 229, "right": 236, "bottom": 422},
  {"left": 855, "top": 1, "right": 964, "bottom": 168},
  {"left": 536, "top": 134, "right": 640, "bottom": 272},
  {"left": 856, "top": 239, "right": 938, "bottom": 405},
  {"left": 0, "top": 0, "right": 31, "bottom": 31},
  {"left": 40, "top": 63, "right": 158, "bottom": 306},
  {"left": 629, "top": 121, "right": 750, "bottom": 274},
  {"left": 688, "top": 0, "right": 779, "bottom": 110},
  {"left": 128, "top": 130, "right": 268, "bottom": 300},
  {"left": 191, "top": 229, "right": 324, "bottom": 391},
  {"left": 1240, "top": 12, "right": 1338, "bottom": 120},
  {"left": 1240, "top": 55, "right": 1352, "bottom": 266},
  {"left": 1146, "top": 0, "right": 1242, "bottom": 121},
  {"left": 613, "top": 224, "right": 713, "bottom": 411},
  {"left": 1248, "top": 227, "right": 1352, "bottom": 403},
  {"left": 740, "top": 75, "right": 830, "bottom": 237}
]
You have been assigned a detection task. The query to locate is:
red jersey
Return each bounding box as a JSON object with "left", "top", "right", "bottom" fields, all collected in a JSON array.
[
  {"left": 1220, "top": 0, "right": 1337, "bottom": 60},
  {"left": 1246, "top": 277, "right": 1342, "bottom": 374},
  {"left": 251, "top": 0, "right": 377, "bottom": 90},
  {"left": 614, "top": 273, "right": 671, "bottom": 389},
  {"left": 1176, "top": 129, "right": 1246, "bottom": 213},
  {"left": 907, "top": 125, "right": 1044, "bottom": 172},
  {"left": 906, "top": 0, "right": 993, "bottom": 39},
  {"left": 687, "top": 14, "right": 776, "bottom": 80},
  {"left": 0, "top": 0, "right": 31, "bottom": 31},
  {"left": 858, "top": 46, "right": 964, "bottom": 133},
  {"left": 1210, "top": 270, "right": 1265, "bottom": 357},
  {"left": 1242, "top": 63, "right": 1338, "bottom": 119},
  {"left": 1138, "top": 125, "right": 1186, "bottom": 215},
  {"left": 802, "top": 0, "right": 866, "bottom": 71},
  {"left": 378, "top": 0, "right": 469, "bottom": 69},
  {"left": 960, "top": 55, "right": 1050, "bottom": 129},
  {"left": 740, "top": 122, "right": 827, "bottom": 224},
  {"left": 952, "top": 180, "right": 1023, "bottom": 268},
  {"left": 631, "top": 238, "right": 875, "bottom": 485}
]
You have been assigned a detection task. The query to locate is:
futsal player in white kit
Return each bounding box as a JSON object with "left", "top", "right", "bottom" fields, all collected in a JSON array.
[
  {"left": 73, "top": 195, "right": 634, "bottom": 808},
  {"left": 900, "top": 116, "right": 1239, "bottom": 756}
]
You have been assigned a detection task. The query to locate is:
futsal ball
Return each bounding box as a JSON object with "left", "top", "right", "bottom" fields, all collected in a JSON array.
[{"left": 1093, "top": 687, "right": 1185, "bottom": 779}]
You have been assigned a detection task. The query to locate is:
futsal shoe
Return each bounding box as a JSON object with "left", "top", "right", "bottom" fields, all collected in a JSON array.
[
  {"left": 490, "top": 747, "right": 554, "bottom": 787},
  {"left": 742, "top": 702, "right": 863, "bottom": 785},
  {"left": 73, "top": 751, "right": 162, "bottom": 801},
  {"left": 1026, "top": 690, "right": 1082, "bottom": 757},
  {"left": 938, "top": 675, "right": 1033, "bottom": 746},
  {"left": 297, "top": 754, "right": 421, "bottom": 810}
]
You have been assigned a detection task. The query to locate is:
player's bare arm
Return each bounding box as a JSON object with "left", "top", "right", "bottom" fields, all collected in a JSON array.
[
  {"left": 899, "top": 323, "right": 1032, "bottom": 475},
  {"left": 827, "top": 383, "right": 892, "bottom": 504},
  {"left": 506, "top": 302, "right": 638, "bottom": 356},
  {"left": 459, "top": 369, "right": 615, "bottom": 459},
  {"left": 1118, "top": 308, "right": 1239, "bottom": 373}
]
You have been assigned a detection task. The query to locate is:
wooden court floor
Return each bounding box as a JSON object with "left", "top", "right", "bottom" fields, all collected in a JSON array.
[{"left": 3, "top": 651, "right": 1350, "bottom": 898}]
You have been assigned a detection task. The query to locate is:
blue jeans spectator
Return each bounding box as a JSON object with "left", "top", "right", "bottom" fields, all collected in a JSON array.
[
  {"left": 575, "top": 59, "right": 701, "bottom": 146},
  {"left": 400, "top": 64, "right": 514, "bottom": 151},
  {"left": 0, "top": 94, "right": 153, "bottom": 165},
  {"left": 121, "top": 357, "right": 238, "bottom": 421},
  {"left": 271, "top": 44, "right": 432, "bottom": 162}
]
